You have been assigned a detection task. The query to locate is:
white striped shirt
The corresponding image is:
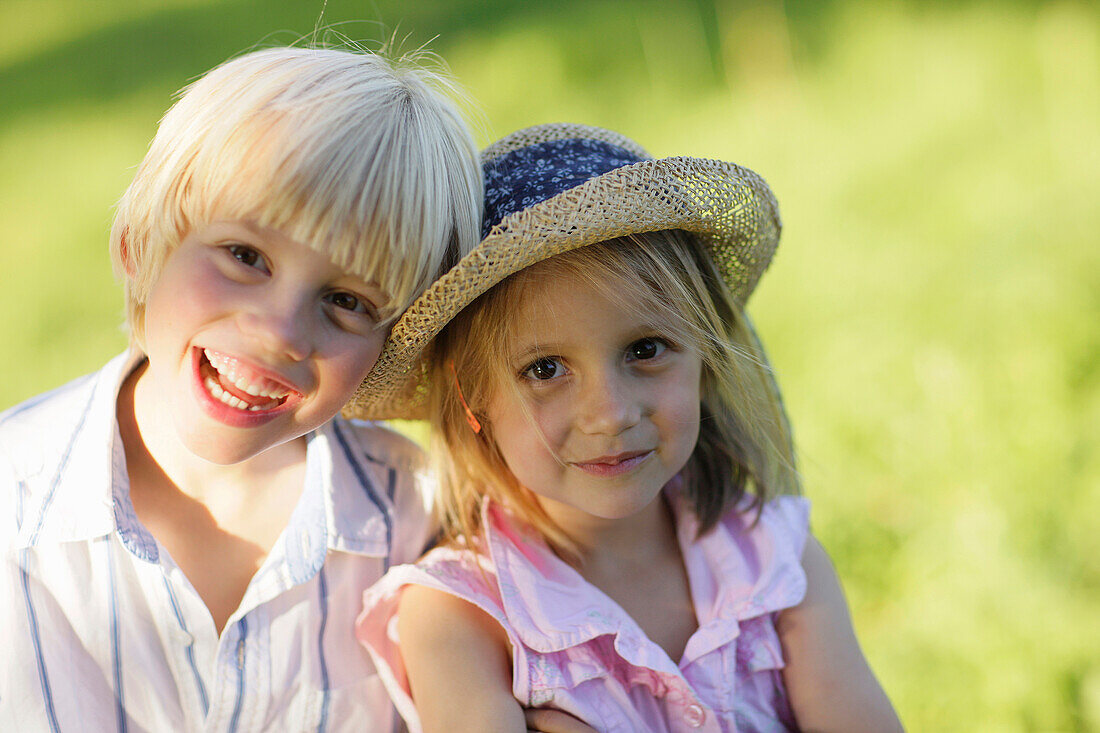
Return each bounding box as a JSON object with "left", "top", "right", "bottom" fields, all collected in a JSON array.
[{"left": 1, "top": 353, "right": 433, "bottom": 732}]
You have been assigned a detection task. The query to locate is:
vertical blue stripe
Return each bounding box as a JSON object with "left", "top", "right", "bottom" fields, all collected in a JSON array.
[
  {"left": 104, "top": 538, "right": 128, "bottom": 733},
  {"left": 227, "top": 618, "right": 248, "bottom": 733},
  {"left": 28, "top": 382, "right": 97, "bottom": 545},
  {"left": 161, "top": 576, "right": 209, "bottom": 714},
  {"left": 331, "top": 421, "right": 392, "bottom": 561},
  {"left": 19, "top": 549, "right": 60, "bottom": 733},
  {"left": 16, "top": 479, "right": 26, "bottom": 527},
  {"left": 316, "top": 567, "right": 331, "bottom": 733},
  {"left": 386, "top": 467, "right": 397, "bottom": 502}
]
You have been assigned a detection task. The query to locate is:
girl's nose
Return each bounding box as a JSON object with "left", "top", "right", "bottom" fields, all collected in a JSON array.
[
  {"left": 575, "top": 370, "right": 642, "bottom": 436},
  {"left": 238, "top": 296, "right": 312, "bottom": 362}
]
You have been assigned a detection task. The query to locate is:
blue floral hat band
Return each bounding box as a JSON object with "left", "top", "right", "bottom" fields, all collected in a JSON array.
[
  {"left": 481, "top": 137, "right": 647, "bottom": 237},
  {"left": 348, "top": 123, "right": 782, "bottom": 420}
]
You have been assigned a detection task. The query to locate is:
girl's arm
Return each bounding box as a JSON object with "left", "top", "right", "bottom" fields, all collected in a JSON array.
[
  {"left": 397, "top": 584, "right": 526, "bottom": 733},
  {"left": 776, "top": 535, "right": 905, "bottom": 733}
]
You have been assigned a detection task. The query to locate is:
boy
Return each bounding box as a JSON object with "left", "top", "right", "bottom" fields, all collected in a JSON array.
[{"left": 0, "top": 46, "right": 482, "bottom": 731}]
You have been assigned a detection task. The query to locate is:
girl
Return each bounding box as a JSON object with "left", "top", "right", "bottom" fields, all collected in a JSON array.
[{"left": 355, "top": 124, "right": 903, "bottom": 733}]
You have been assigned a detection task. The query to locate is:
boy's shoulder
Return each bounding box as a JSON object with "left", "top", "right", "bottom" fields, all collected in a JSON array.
[
  {"left": 0, "top": 369, "right": 105, "bottom": 484},
  {"left": 332, "top": 417, "right": 427, "bottom": 476},
  {"left": 0, "top": 358, "right": 124, "bottom": 550},
  {"left": 328, "top": 418, "right": 435, "bottom": 564}
]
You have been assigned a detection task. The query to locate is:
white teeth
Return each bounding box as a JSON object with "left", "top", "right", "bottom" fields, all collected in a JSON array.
[
  {"left": 234, "top": 375, "right": 274, "bottom": 398},
  {"left": 204, "top": 349, "right": 232, "bottom": 375},
  {"left": 202, "top": 349, "right": 290, "bottom": 399},
  {"left": 203, "top": 376, "right": 280, "bottom": 412}
]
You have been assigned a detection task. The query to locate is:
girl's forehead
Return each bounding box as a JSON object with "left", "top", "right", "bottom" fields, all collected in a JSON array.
[
  {"left": 504, "top": 268, "right": 597, "bottom": 322},
  {"left": 502, "top": 268, "right": 675, "bottom": 342}
]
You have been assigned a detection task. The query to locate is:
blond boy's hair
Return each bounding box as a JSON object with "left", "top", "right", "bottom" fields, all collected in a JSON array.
[
  {"left": 429, "top": 230, "right": 800, "bottom": 562},
  {"left": 110, "top": 45, "right": 482, "bottom": 345}
]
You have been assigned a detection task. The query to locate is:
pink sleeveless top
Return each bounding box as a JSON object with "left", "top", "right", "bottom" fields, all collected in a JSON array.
[{"left": 358, "top": 493, "right": 810, "bottom": 733}]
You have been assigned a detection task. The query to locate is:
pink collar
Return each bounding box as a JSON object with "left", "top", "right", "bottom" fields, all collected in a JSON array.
[{"left": 481, "top": 493, "right": 810, "bottom": 669}]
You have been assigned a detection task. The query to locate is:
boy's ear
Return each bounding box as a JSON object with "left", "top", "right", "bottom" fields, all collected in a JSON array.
[{"left": 119, "top": 227, "right": 137, "bottom": 280}]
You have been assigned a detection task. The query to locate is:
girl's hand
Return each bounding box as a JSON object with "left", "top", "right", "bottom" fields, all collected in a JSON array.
[
  {"left": 777, "top": 535, "right": 905, "bottom": 733},
  {"left": 524, "top": 709, "right": 598, "bottom": 733}
]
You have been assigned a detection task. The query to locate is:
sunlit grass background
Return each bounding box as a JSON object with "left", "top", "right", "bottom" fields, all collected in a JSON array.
[{"left": 2, "top": 0, "right": 1097, "bottom": 729}]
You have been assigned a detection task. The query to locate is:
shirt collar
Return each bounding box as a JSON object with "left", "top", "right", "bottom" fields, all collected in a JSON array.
[
  {"left": 484, "top": 499, "right": 682, "bottom": 677},
  {"left": 295, "top": 417, "right": 393, "bottom": 568},
  {"left": 239, "top": 417, "right": 393, "bottom": 608},
  {"left": 16, "top": 354, "right": 393, "bottom": 564},
  {"left": 14, "top": 351, "right": 139, "bottom": 550},
  {"left": 483, "top": 492, "right": 810, "bottom": 666}
]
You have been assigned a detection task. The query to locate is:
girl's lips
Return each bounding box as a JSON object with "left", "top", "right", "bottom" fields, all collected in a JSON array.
[
  {"left": 190, "top": 348, "right": 303, "bottom": 427},
  {"left": 571, "top": 450, "right": 654, "bottom": 477}
]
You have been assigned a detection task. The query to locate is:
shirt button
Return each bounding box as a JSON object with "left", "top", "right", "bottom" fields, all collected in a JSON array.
[{"left": 684, "top": 703, "right": 706, "bottom": 728}]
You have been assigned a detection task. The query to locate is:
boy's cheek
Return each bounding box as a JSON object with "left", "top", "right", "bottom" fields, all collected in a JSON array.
[{"left": 322, "top": 335, "right": 388, "bottom": 400}]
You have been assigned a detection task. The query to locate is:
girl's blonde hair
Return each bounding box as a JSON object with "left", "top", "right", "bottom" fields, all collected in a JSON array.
[
  {"left": 429, "top": 229, "right": 799, "bottom": 561},
  {"left": 111, "top": 45, "right": 482, "bottom": 345}
]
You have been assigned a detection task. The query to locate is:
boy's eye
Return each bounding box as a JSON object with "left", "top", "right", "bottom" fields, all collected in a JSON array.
[
  {"left": 326, "top": 291, "right": 367, "bottom": 313},
  {"left": 627, "top": 337, "right": 666, "bottom": 361},
  {"left": 522, "top": 357, "right": 564, "bottom": 381},
  {"left": 227, "top": 244, "right": 264, "bottom": 269}
]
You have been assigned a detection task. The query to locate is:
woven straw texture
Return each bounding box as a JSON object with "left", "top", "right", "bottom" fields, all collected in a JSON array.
[{"left": 345, "top": 124, "right": 781, "bottom": 420}]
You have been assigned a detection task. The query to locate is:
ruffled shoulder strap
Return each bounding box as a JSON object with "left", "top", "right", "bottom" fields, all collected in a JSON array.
[
  {"left": 759, "top": 494, "right": 812, "bottom": 563},
  {"left": 710, "top": 495, "right": 812, "bottom": 619}
]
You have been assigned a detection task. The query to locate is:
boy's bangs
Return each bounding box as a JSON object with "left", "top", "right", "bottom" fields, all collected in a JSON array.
[
  {"left": 113, "top": 46, "right": 481, "bottom": 348},
  {"left": 182, "top": 114, "right": 438, "bottom": 320}
]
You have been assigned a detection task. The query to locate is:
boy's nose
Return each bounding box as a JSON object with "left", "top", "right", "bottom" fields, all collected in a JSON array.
[
  {"left": 575, "top": 370, "right": 642, "bottom": 436},
  {"left": 238, "top": 297, "right": 312, "bottom": 362}
]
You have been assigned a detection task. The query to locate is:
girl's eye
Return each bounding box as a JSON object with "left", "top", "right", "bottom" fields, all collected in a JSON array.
[
  {"left": 627, "top": 337, "right": 666, "bottom": 361},
  {"left": 522, "top": 357, "right": 564, "bottom": 381},
  {"left": 227, "top": 244, "right": 265, "bottom": 269}
]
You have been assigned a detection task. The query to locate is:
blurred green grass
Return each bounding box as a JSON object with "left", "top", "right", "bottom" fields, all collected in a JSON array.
[{"left": 2, "top": 0, "right": 1097, "bottom": 729}]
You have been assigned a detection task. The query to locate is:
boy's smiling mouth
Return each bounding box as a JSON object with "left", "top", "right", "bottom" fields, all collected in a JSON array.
[{"left": 196, "top": 348, "right": 300, "bottom": 413}]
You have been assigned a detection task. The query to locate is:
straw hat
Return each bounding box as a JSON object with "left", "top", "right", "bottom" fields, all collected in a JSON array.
[{"left": 345, "top": 122, "right": 782, "bottom": 420}]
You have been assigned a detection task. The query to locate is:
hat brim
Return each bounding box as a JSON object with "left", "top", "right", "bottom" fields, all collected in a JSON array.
[{"left": 345, "top": 154, "right": 781, "bottom": 420}]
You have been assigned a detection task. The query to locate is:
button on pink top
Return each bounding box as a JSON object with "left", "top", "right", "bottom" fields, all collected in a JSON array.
[{"left": 358, "top": 493, "right": 811, "bottom": 733}]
